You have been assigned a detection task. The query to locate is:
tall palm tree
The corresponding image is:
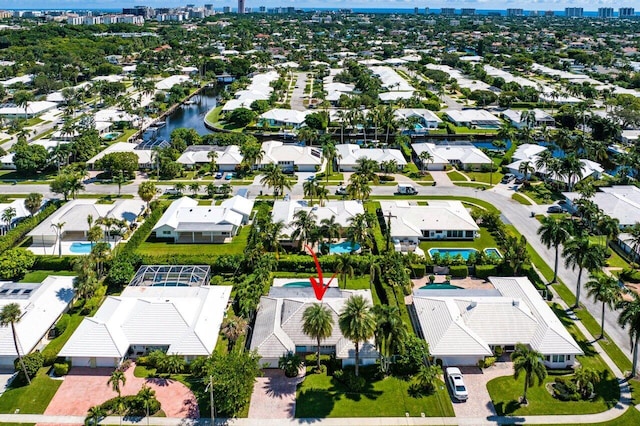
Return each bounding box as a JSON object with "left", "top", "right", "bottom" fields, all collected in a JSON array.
[
  {"left": 373, "top": 305, "right": 408, "bottom": 374},
  {"left": 518, "top": 161, "right": 535, "bottom": 184},
  {"left": 51, "top": 222, "right": 65, "bottom": 258},
  {"left": 537, "top": 217, "right": 572, "bottom": 283},
  {"left": 418, "top": 151, "right": 434, "bottom": 174},
  {"left": 138, "top": 385, "right": 155, "bottom": 426},
  {"left": 87, "top": 406, "right": 104, "bottom": 426},
  {"left": 107, "top": 369, "right": 126, "bottom": 398},
  {"left": 497, "top": 121, "right": 516, "bottom": 143},
  {"left": 13, "top": 90, "right": 34, "bottom": 120},
  {"left": 563, "top": 237, "right": 607, "bottom": 309},
  {"left": 291, "top": 209, "right": 317, "bottom": 248},
  {"left": 338, "top": 294, "right": 376, "bottom": 376},
  {"left": 239, "top": 140, "right": 264, "bottom": 170},
  {"left": 346, "top": 213, "right": 373, "bottom": 250},
  {"left": 561, "top": 155, "right": 585, "bottom": 191},
  {"left": 207, "top": 150, "right": 218, "bottom": 174},
  {"left": 24, "top": 193, "right": 42, "bottom": 217},
  {"left": 618, "top": 293, "right": 640, "bottom": 377},
  {"left": 260, "top": 164, "right": 292, "bottom": 199},
  {"left": 320, "top": 215, "right": 341, "bottom": 244},
  {"left": 0, "top": 303, "right": 31, "bottom": 384},
  {"left": 1, "top": 207, "right": 16, "bottom": 234},
  {"left": 189, "top": 182, "right": 200, "bottom": 197},
  {"left": 335, "top": 254, "right": 355, "bottom": 289},
  {"left": 138, "top": 181, "right": 156, "bottom": 214},
  {"left": 302, "top": 303, "right": 334, "bottom": 370},
  {"left": 321, "top": 140, "right": 337, "bottom": 182},
  {"left": 303, "top": 179, "right": 318, "bottom": 205},
  {"left": 221, "top": 316, "right": 248, "bottom": 352},
  {"left": 596, "top": 215, "right": 620, "bottom": 248},
  {"left": 585, "top": 273, "right": 621, "bottom": 339},
  {"left": 511, "top": 343, "right": 547, "bottom": 405}
]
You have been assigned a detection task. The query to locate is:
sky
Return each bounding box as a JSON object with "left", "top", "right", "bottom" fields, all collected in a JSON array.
[{"left": 0, "top": 0, "right": 634, "bottom": 11}]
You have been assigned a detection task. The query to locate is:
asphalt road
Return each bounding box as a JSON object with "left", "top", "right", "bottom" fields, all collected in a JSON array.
[
  {"left": 1, "top": 178, "right": 632, "bottom": 364},
  {"left": 290, "top": 72, "right": 308, "bottom": 111}
]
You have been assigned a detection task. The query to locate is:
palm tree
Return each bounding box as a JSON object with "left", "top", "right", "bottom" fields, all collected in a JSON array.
[
  {"left": 418, "top": 151, "right": 434, "bottom": 174},
  {"left": 321, "top": 140, "right": 337, "bottom": 182},
  {"left": 221, "top": 316, "right": 248, "bottom": 352},
  {"left": 138, "top": 385, "right": 155, "bottom": 426},
  {"left": 618, "top": 293, "right": 640, "bottom": 377},
  {"left": 346, "top": 213, "right": 373, "bottom": 250},
  {"left": 561, "top": 155, "right": 585, "bottom": 191},
  {"left": 137, "top": 181, "right": 156, "bottom": 214},
  {"left": 13, "top": 90, "right": 34, "bottom": 120},
  {"left": 240, "top": 140, "right": 264, "bottom": 170},
  {"left": 189, "top": 182, "right": 200, "bottom": 197},
  {"left": 260, "top": 164, "right": 292, "bottom": 199},
  {"left": 297, "top": 126, "right": 319, "bottom": 146},
  {"left": 537, "top": 216, "right": 572, "bottom": 283},
  {"left": 24, "top": 193, "right": 42, "bottom": 217},
  {"left": 303, "top": 179, "right": 318, "bottom": 205},
  {"left": 320, "top": 215, "right": 341, "bottom": 244},
  {"left": 86, "top": 406, "right": 104, "bottom": 426},
  {"left": 291, "top": 210, "right": 317, "bottom": 248},
  {"left": 338, "top": 294, "right": 376, "bottom": 376},
  {"left": 497, "top": 121, "right": 516, "bottom": 143},
  {"left": 207, "top": 150, "right": 218, "bottom": 174},
  {"left": 511, "top": 343, "right": 547, "bottom": 405},
  {"left": 586, "top": 273, "right": 621, "bottom": 339},
  {"left": 373, "top": 305, "right": 408, "bottom": 374},
  {"left": 174, "top": 182, "right": 186, "bottom": 196},
  {"left": 354, "top": 157, "right": 379, "bottom": 183},
  {"left": 51, "top": 222, "right": 65, "bottom": 258},
  {"left": 1, "top": 207, "right": 16, "bottom": 234},
  {"left": 414, "top": 364, "right": 442, "bottom": 393},
  {"left": 335, "top": 254, "right": 355, "bottom": 289},
  {"left": 302, "top": 303, "right": 334, "bottom": 370},
  {"left": 596, "top": 215, "right": 620, "bottom": 248},
  {"left": 0, "top": 303, "right": 31, "bottom": 384},
  {"left": 107, "top": 369, "right": 126, "bottom": 398},
  {"left": 563, "top": 237, "right": 607, "bottom": 309}
]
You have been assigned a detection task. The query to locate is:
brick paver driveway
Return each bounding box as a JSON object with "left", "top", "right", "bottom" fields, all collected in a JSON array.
[
  {"left": 450, "top": 363, "right": 512, "bottom": 423},
  {"left": 44, "top": 365, "right": 198, "bottom": 419},
  {"left": 248, "top": 369, "right": 304, "bottom": 419}
]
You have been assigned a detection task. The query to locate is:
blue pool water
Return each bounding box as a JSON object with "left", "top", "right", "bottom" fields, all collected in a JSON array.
[
  {"left": 283, "top": 281, "right": 311, "bottom": 288},
  {"left": 69, "top": 242, "right": 94, "bottom": 254},
  {"left": 329, "top": 242, "right": 361, "bottom": 254},
  {"left": 428, "top": 248, "right": 478, "bottom": 260},
  {"left": 473, "top": 140, "right": 513, "bottom": 151},
  {"left": 419, "top": 284, "right": 463, "bottom": 290},
  {"left": 484, "top": 248, "right": 502, "bottom": 258}
]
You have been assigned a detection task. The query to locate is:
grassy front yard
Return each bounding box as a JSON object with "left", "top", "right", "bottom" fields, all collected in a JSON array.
[
  {"left": 487, "top": 304, "right": 619, "bottom": 416},
  {"left": 419, "top": 226, "right": 500, "bottom": 255},
  {"left": 0, "top": 368, "right": 62, "bottom": 414},
  {"left": 19, "top": 270, "right": 76, "bottom": 283},
  {"left": 295, "top": 370, "right": 454, "bottom": 418},
  {"left": 136, "top": 226, "right": 250, "bottom": 256},
  {"left": 465, "top": 171, "right": 504, "bottom": 185},
  {"left": 512, "top": 193, "right": 533, "bottom": 205},
  {"left": 447, "top": 170, "right": 466, "bottom": 181},
  {"left": 544, "top": 407, "right": 640, "bottom": 426}
]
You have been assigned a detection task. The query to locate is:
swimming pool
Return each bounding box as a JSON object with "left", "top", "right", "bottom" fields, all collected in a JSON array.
[
  {"left": 419, "top": 283, "right": 463, "bottom": 290},
  {"left": 328, "top": 242, "right": 361, "bottom": 254},
  {"left": 282, "top": 281, "right": 311, "bottom": 288},
  {"left": 428, "top": 248, "right": 503, "bottom": 260},
  {"left": 102, "top": 132, "right": 121, "bottom": 141},
  {"left": 69, "top": 242, "right": 94, "bottom": 254}
]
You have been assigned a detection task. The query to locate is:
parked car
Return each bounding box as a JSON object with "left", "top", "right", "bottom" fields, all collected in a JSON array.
[
  {"left": 225, "top": 172, "right": 234, "bottom": 180},
  {"left": 547, "top": 205, "right": 564, "bottom": 213},
  {"left": 335, "top": 186, "right": 347, "bottom": 196},
  {"left": 215, "top": 172, "right": 223, "bottom": 179},
  {"left": 306, "top": 175, "right": 316, "bottom": 181},
  {"left": 446, "top": 367, "right": 469, "bottom": 402},
  {"left": 501, "top": 174, "right": 515, "bottom": 184},
  {"left": 514, "top": 177, "right": 524, "bottom": 184},
  {"left": 396, "top": 183, "right": 418, "bottom": 195},
  {"left": 283, "top": 168, "right": 295, "bottom": 175}
]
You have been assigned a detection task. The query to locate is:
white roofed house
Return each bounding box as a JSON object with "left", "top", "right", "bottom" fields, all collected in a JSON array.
[
  {"left": 412, "top": 276, "right": 583, "bottom": 368},
  {"left": 59, "top": 265, "right": 231, "bottom": 368},
  {"left": 250, "top": 287, "right": 378, "bottom": 368},
  {"left": 0, "top": 101, "right": 57, "bottom": 120},
  {"left": 258, "top": 141, "right": 323, "bottom": 172},
  {"left": 335, "top": 144, "right": 407, "bottom": 172},
  {"left": 86, "top": 142, "right": 154, "bottom": 170},
  {"left": 155, "top": 75, "right": 190, "bottom": 90},
  {"left": 562, "top": 186, "right": 640, "bottom": 229},
  {"left": 379, "top": 200, "right": 479, "bottom": 253},
  {"left": 153, "top": 196, "right": 254, "bottom": 243},
  {"left": 259, "top": 108, "right": 312, "bottom": 129},
  {"left": 0, "top": 199, "right": 31, "bottom": 235},
  {"left": 411, "top": 142, "right": 492, "bottom": 171},
  {"left": 176, "top": 145, "right": 243, "bottom": 171},
  {"left": 393, "top": 108, "right": 443, "bottom": 130},
  {"left": 0, "top": 276, "right": 75, "bottom": 367},
  {"left": 445, "top": 109, "right": 501, "bottom": 128},
  {"left": 502, "top": 109, "right": 555, "bottom": 129}
]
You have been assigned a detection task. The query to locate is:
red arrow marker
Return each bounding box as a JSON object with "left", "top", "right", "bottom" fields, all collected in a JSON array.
[{"left": 305, "top": 244, "right": 336, "bottom": 301}]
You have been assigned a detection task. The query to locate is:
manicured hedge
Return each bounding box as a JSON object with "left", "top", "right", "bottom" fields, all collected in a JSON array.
[
  {"left": 120, "top": 201, "right": 170, "bottom": 255},
  {"left": 449, "top": 265, "right": 469, "bottom": 278},
  {"left": 475, "top": 264, "right": 497, "bottom": 279},
  {"left": 410, "top": 264, "right": 426, "bottom": 278},
  {"left": 33, "top": 256, "right": 74, "bottom": 271},
  {"left": 0, "top": 201, "right": 62, "bottom": 255}
]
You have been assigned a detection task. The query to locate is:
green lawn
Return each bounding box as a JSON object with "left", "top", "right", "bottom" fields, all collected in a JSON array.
[
  {"left": 544, "top": 407, "right": 640, "bottom": 426},
  {"left": 19, "top": 270, "right": 76, "bottom": 283},
  {"left": 454, "top": 182, "right": 490, "bottom": 189},
  {"left": 520, "top": 184, "right": 564, "bottom": 204},
  {"left": 205, "top": 106, "right": 222, "bottom": 124},
  {"left": 0, "top": 368, "right": 62, "bottom": 414},
  {"left": 447, "top": 170, "right": 467, "bottom": 182},
  {"left": 465, "top": 171, "right": 504, "bottom": 185},
  {"left": 488, "top": 304, "right": 620, "bottom": 416},
  {"left": 113, "top": 128, "right": 137, "bottom": 143},
  {"left": 136, "top": 226, "right": 250, "bottom": 256},
  {"left": 588, "top": 237, "right": 630, "bottom": 269},
  {"left": 41, "top": 309, "right": 85, "bottom": 361},
  {"left": 512, "top": 193, "right": 533, "bottom": 205},
  {"left": 372, "top": 195, "right": 499, "bottom": 213},
  {"left": 295, "top": 370, "right": 454, "bottom": 418},
  {"left": 419, "top": 226, "right": 499, "bottom": 255}
]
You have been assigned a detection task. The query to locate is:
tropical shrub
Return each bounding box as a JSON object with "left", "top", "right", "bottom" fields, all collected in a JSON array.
[
  {"left": 449, "top": 265, "right": 469, "bottom": 278},
  {"left": 53, "top": 362, "right": 70, "bottom": 376},
  {"left": 15, "top": 351, "right": 43, "bottom": 380},
  {"left": 475, "top": 264, "right": 497, "bottom": 279}
]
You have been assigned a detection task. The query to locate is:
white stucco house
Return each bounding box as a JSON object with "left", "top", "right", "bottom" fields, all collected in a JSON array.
[
  {"left": 412, "top": 142, "right": 492, "bottom": 171},
  {"left": 0, "top": 276, "right": 75, "bottom": 367},
  {"left": 393, "top": 108, "right": 443, "bottom": 129},
  {"left": 176, "top": 145, "right": 243, "bottom": 171},
  {"left": 258, "top": 141, "right": 323, "bottom": 172},
  {"left": 250, "top": 287, "right": 378, "bottom": 368},
  {"left": 60, "top": 266, "right": 231, "bottom": 368},
  {"left": 259, "top": 109, "right": 312, "bottom": 128},
  {"left": 0, "top": 101, "right": 57, "bottom": 120},
  {"left": 0, "top": 199, "right": 32, "bottom": 235},
  {"left": 86, "top": 142, "right": 154, "bottom": 170},
  {"left": 502, "top": 109, "right": 555, "bottom": 129},
  {"left": 153, "top": 196, "right": 253, "bottom": 243},
  {"left": 412, "top": 276, "right": 583, "bottom": 368},
  {"left": 562, "top": 186, "right": 640, "bottom": 228},
  {"left": 335, "top": 144, "right": 407, "bottom": 172},
  {"left": 445, "top": 109, "right": 501, "bottom": 128}
]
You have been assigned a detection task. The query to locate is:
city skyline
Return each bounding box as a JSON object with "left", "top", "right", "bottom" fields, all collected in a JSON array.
[{"left": 0, "top": 0, "right": 637, "bottom": 12}]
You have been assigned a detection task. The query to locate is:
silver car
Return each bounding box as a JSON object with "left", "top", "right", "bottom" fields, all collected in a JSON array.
[{"left": 446, "top": 367, "right": 469, "bottom": 402}]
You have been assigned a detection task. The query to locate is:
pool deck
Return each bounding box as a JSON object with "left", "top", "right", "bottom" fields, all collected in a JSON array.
[
  {"left": 272, "top": 278, "right": 340, "bottom": 288},
  {"left": 411, "top": 275, "right": 494, "bottom": 292},
  {"left": 27, "top": 240, "right": 117, "bottom": 256}
]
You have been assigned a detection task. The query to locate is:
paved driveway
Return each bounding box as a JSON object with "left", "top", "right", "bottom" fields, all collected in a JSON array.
[
  {"left": 248, "top": 369, "right": 304, "bottom": 419},
  {"left": 44, "top": 366, "right": 198, "bottom": 419},
  {"left": 450, "top": 363, "right": 512, "bottom": 423}
]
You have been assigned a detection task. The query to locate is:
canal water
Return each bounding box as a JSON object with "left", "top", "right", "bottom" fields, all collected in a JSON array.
[{"left": 143, "top": 87, "right": 218, "bottom": 142}]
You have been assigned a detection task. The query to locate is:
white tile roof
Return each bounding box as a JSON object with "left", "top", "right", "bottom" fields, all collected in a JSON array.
[
  {"left": 250, "top": 289, "right": 377, "bottom": 361},
  {"left": 153, "top": 197, "right": 244, "bottom": 233},
  {"left": 335, "top": 144, "right": 407, "bottom": 168},
  {"left": 259, "top": 141, "right": 323, "bottom": 167},
  {"left": 60, "top": 285, "right": 231, "bottom": 358},
  {"left": 413, "top": 277, "right": 583, "bottom": 358},
  {"left": 379, "top": 200, "right": 479, "bottom": 239},
  {"left": 177, "top": 145, "right": 243, "bottom": 166},
  {"left": 394, "top": 108, "right": 442, "bottom": 124},
  {"left": 260, "top": 109, "right": 312, "bottom": 125},
  {"left": 0, "top": 199, "right": 32, "bottom": 225},
  {"left": 87, "top": 142, "right": 152, "bottom": 166},
  {"left": 272, "top": 200, "right": 364, "bottom": 238},
  {"left": 0, "top": 101, "right": 57, "bottom": 116},
  {"left": 511, "top": 144, "right": 547, "bottom": 162},
  {"left": 563, "top": 185, "right": 640, "bottom": 227},
  {"left": 155, "top": 75, "right": 190, "bottom": 90},
  {"left": 445, "top": 109, "right": 501, "bottom": 126},
  {"left": 412, "top": 142, "right": 492, "bottom": 166},
  {"left": 0, "top": 276, "right": 74, "bottom": 358}
]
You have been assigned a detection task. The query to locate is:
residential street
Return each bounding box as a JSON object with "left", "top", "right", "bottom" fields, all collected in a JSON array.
[{"left": 0, "top": 176, "right": 632, "bottom": 363}]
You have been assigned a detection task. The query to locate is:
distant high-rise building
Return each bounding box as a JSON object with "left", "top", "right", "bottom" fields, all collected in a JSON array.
[
  {"left": 565, "top": 7, "right": 584, "bottom": 18},
  {"left": 545, "top": 10, "right": 555, "bottom": 17},
  {"left": 619, "top": 7, "right": 635, "bottom": 17},
  {"left": 461, "top": 8, "right": 475, "bottom": 16},
  {"left": 598, "top": 7, "right": 614, "bottom": 18},
  {"left": 414, "top": 7, "right": 419, "bottom": 14},
  {"left": 441, "top": 8, "right": 455, "bottom": 16},
  {"left": 507, "top": 8, "right": 524, "bottom": 17},
  {"left": 223, "top": 6, "right": 231, "bottom": 13},
  {"left": 238, "top": 0, "right": 245, "bottom": 14},
  {"left": 259, "top": 6, "right": 266, "bottom": 13},
  {"left": 204, "top": 4, "right": 213, "bottom": 11}
]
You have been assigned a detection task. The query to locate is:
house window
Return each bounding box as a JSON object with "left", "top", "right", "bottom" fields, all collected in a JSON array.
[
  {"left": 552, "top": 354, "right": 565, "bottom": 363},
  {"left": 162, "top": 231, "right": 171, "bottom": 235},
  {"left": 465, "top": 230, "right": 474, "bottom": 238}
]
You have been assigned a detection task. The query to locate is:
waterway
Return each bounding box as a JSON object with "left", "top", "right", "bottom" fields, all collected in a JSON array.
[{"left": 143, "top": 87, "right": 218, "bottom": 142}]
